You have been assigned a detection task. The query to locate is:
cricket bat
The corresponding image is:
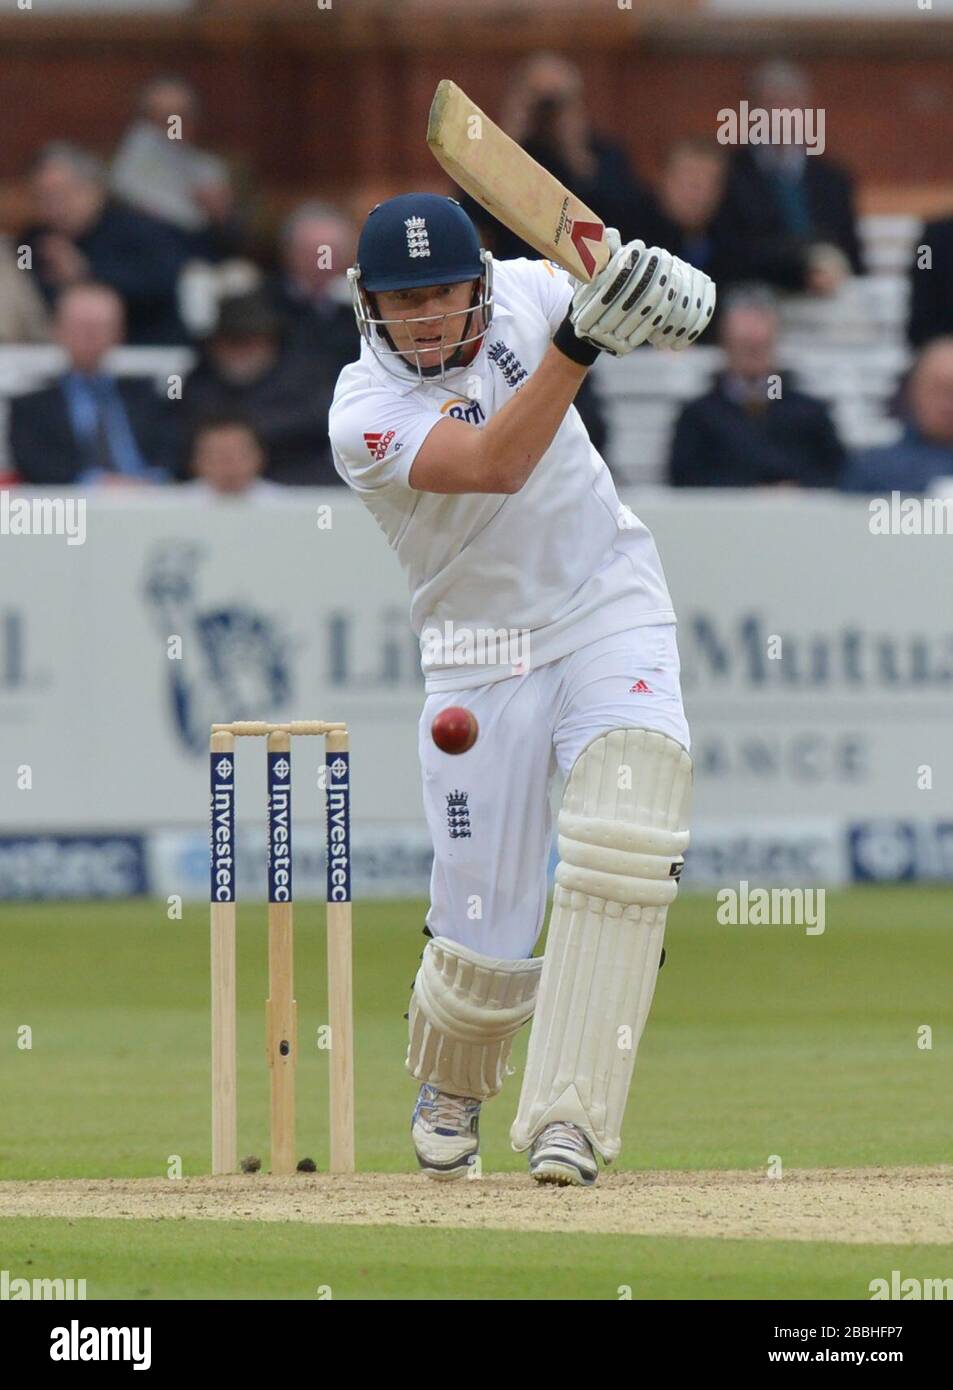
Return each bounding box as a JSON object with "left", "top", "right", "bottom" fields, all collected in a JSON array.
[{"left": 427, "top": 78, "right": 610, "bottom": 283}]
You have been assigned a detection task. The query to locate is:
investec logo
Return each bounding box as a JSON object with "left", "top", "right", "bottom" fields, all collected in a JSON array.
[
  {"left": 327, "top": 756, "right": 350, "bottom": 903},
  {"left": 269, "top": 756, "right": 291, "bottom": 902},
  {"left": 211, "top": 756, "right": 234, "bottom": 903}
]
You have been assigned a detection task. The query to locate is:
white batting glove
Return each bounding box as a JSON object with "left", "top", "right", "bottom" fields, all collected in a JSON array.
[{"left": 570, "top": 231, "right": 716, "bottom": 355}]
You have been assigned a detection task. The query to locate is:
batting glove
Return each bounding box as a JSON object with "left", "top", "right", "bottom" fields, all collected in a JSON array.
[{"left": 569, "top": 231, "right": 716, "bottom": 356}]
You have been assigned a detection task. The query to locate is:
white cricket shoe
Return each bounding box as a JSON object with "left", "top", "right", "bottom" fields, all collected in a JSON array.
[
  {"left": 528, "top": 1121, "right": 598, "bottom": 1187},
  {"left": 412, "top": 1083, "right": 481, "bottom": 1180}
]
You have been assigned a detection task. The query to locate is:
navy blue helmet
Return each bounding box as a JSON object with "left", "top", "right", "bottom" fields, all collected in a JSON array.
[
  {"left": 355, "top": 193, "right": 482, "bottom": 291},
  {"left": 348, "top": 192, "right": 493, "bottom": 382}
]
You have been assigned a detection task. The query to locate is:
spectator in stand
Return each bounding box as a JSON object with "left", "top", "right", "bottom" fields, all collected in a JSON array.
[
  {"left": 23, "top": 143, "right": 188, "bottom": 344},
  {"left": 719, "top": 61, "right": 864, "bottom": 296},
  {"left": 183, "top": 413, "right": 284, "bottom": 502},
  {"left": 637, "top": 139, "right": 734, "bottom": 300},
  {"left": 111, "top": 75, "right": 240, "bottom": 263},
  {"left": 0, "top": 237, "right": 50, "bottom": 342},
  {"left": 8, "top": 283, "right": 176, "bottom": 485},
  {"left": 456, "top": 52, "right": 649, "bottom": 261},
  {"left": 907, "top": 216, "right": 953, "bottom": 348},
  {"left": 842, "top": 338, "right": 953, "bottom": 493},
  {"left": 669, "top": 286, "right": 844, "bottom": 488},
  {"left": 271, "top": 200, "right": 357, "bottom": 373},
  {"left": 181, "top": 288, "right": 343, "bottom": 485}
]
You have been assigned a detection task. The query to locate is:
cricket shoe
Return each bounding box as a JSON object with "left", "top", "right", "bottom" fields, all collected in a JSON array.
[
  {"left": 412, "top": 1083, "right": 481, "bottom": 1180},
  {"left": 528, "top": 1121, "right": 598, "bottom": 1187}
]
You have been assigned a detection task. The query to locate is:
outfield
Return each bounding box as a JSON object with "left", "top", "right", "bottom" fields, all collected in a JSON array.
[{"left": 1, "top": 888, "right": 951, "bottom": 1299}]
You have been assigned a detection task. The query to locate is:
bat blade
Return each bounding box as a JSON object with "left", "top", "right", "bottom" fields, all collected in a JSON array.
[{"left": 427, "top": 79, "right": 609, "bottom": 282}]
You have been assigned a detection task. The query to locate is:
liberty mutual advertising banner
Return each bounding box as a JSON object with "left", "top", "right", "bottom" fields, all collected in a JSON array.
[{"left": 0, "top": 491, "right": 950, "bottom": 895}]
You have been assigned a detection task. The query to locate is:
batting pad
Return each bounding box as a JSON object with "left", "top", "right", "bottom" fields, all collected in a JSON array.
[
  {"left": 407, "top": 937, "right": 543, "bottom": 1101},
  {"left": 511, "top": 729, "right": 692, "bottom": 1161}
]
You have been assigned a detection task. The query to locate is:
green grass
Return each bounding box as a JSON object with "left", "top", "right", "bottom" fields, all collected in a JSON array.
[
  {"left": 3, "top": 1217, "right": 950, "bottom": 1300},
  {"left": 1, "top": 888, "right": 950, "bottom": 1299},
  {"left": 1, "top": 888, "right": 949, "bottom": 1179}
]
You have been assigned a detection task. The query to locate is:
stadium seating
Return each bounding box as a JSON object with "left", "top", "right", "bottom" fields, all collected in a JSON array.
[
  {"left": 592, "top": 213, "right": 918, "bottom": 486},
  {"left": 0, "top": 216, "right": 927, "bottom": 488}
]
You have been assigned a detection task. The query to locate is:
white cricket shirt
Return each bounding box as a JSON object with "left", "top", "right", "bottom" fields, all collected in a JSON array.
[{"left": 329, "top": 257, "right": 675, "bottom": 691}]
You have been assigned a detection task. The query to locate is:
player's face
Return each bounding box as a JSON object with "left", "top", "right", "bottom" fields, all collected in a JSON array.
[{"left": 375, "top": 280, "right": 479, "bottom": 368}]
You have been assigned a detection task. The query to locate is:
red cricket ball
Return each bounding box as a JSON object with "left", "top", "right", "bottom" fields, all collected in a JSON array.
[{"left": 431, "top": 706, "right": 479, "bottom": 754}]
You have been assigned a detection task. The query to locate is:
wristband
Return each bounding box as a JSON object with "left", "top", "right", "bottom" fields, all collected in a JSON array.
[{"left": 553, "top": 311, "right": 601, "bottom": 367}]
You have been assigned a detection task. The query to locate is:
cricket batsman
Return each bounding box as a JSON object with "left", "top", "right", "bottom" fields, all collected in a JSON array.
[{"left": 330, "top": 193, "right": 715, "bottom": 1185}]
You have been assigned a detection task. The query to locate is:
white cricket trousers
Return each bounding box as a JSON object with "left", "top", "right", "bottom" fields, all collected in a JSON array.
[{"left": 418, "top": 623, "right": 690, "bottom": 960}]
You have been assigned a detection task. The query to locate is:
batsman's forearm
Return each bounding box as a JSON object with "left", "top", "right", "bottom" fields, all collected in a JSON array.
[{"left": 480, "top": 344, "right": 589, "bottom": 492}]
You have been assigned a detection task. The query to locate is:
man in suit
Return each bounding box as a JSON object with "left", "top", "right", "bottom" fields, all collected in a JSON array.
[
  {"left": 23, "top": 142, "right": 188, "bottom": 345},
  {"left": 720, "top": 61, "right": 864, "bottom": 295},
  {"left": 270, "top": 200, "right": 358, "bottom": 369},
  {"left": 908, "top": 216, "right": 953, "bottom": 349},
  {"left": 669, "top": 286, "right": 845, "bottom": 488},
  {"left": 9, "top": 283, "right": 176, "bottom": 485}
]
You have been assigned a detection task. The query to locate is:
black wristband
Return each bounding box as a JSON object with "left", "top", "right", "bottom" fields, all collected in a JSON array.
[{"left": 553, "top": 310, "right": 601, "bottom": 367}]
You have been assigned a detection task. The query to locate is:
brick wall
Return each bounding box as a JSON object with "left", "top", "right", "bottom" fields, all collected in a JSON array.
[{"left": 1, "top": 9, "right": 951, "bottom": 230}]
